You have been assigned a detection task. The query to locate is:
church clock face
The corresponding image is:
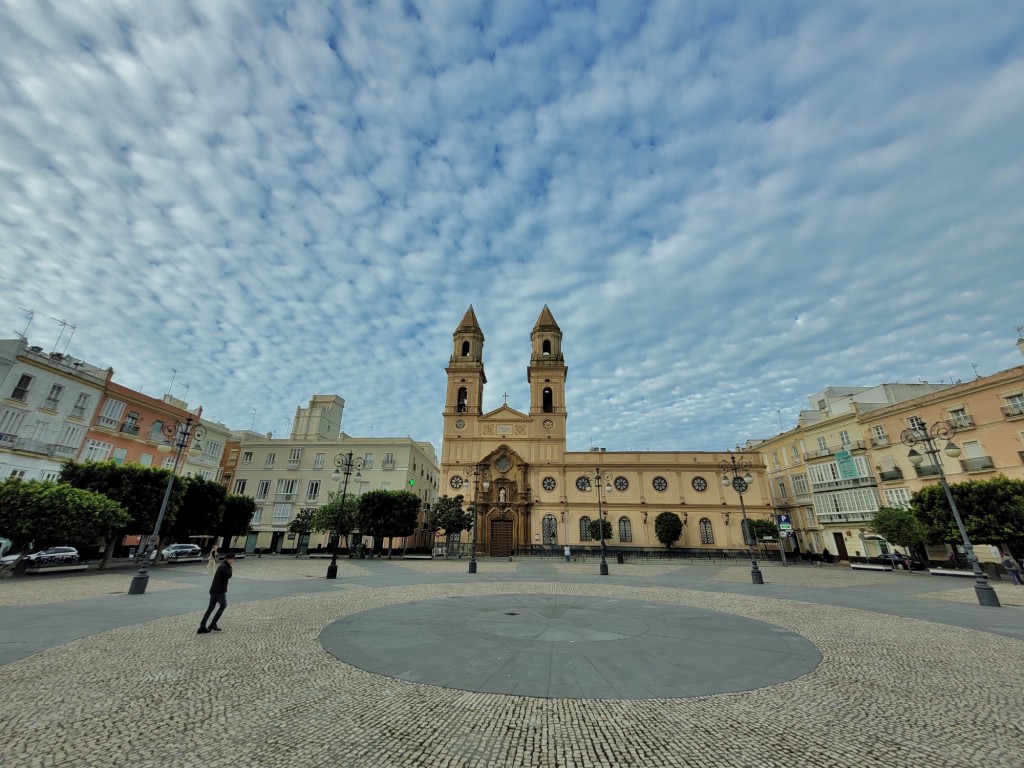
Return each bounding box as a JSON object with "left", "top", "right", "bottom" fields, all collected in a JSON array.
[
  {"left": 691, "top": 476, "right": 708, "bottom": 492},
  {"left": 542, "top": 419, "right": 554, "bottom": 430},
  {"left": 449, "top": 476, "right": 464, "bottom": 489},
  {"left": 542, "top": 476, "right": 556, "bottom": 491},
  {"left": 454, "top": 418, "right": 466, "bottom": 430}
]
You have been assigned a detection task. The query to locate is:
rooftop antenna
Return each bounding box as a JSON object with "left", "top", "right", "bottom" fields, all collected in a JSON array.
[
  {"left": 16, "top": 308, "right": 34, "bottom": 338},
  {"left": 178, "top": 382, "right": 190, "bottom": 402},
  {"left": 50, "top": 317, "right": 74, "bottom": 354},
  {"left": 1017, "top": 325, "right": 1024, "bottom": 339},
  {"left": 166, "top": 369, "right": 178, "bottom": 397},
  {"left": 369, "top": 418, "right": 375, "bottom": 438},
  {"left": 250, "top": 408, "right": 257, "bottom": 430},
  {"left": 971, "top": 363, "right": 982, "bottom": 379},
  {"left": 777, "top": 409, "right": 783, "bottom": 430}
]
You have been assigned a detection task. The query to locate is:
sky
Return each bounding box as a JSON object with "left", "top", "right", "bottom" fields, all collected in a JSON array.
[{"left": 1, "top": 1, "right": 1023, "bottom": 455}]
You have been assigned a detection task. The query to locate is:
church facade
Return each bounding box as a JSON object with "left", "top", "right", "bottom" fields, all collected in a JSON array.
[{"left": 440, "top": 306, "right": 772, "bottom": 557}]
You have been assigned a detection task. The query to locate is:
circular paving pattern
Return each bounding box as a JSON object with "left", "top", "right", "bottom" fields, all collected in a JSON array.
[{"left": 320, "top": 594, "right": 820, "bottom": 698}]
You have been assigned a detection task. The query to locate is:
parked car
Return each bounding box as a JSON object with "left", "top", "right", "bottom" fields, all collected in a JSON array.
[
  {"left": 1, "top": 546, "right": 80, "bottom": 566},
  {"left": 161, "top": 543, "right": 202, "bottom": 561},
  {"left": 868, "top": 552, "right": 925, "bottom": 571}
]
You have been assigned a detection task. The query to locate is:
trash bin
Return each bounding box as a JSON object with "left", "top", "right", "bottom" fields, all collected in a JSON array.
[{"left": 616, "top": 552, "right": 624, "bottom": 565}]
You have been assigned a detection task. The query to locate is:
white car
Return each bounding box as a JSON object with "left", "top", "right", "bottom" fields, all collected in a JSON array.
[
  {"left": 1, "top": 546, "right": 80, "bottom": 566},
  {"left": 161, "top": 543, "right": 202, "bottom": 561}
]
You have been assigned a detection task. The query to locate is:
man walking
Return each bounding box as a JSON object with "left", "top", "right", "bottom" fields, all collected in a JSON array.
[
  {"left": 198, "top": 551, "right": 234, "bottom": 634},
  {"left": 1001, "top": 551, "right": 1022, "bottom": 586},
  {"left": 564, "top": 545, "right": 571, "bottom": 563}
]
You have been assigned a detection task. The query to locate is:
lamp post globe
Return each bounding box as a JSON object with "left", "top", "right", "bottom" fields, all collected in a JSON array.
[
  {"left": 901, "top": 421, "right": 999, "bottom": 608},
  {"left": 326, "top": 452, "right": 363, "bottom": 579},
  {"left": 128, "top": 416, "right": 206, "bottom": 595},
  {"left": 583, "top": 468, "right": 613, "bottom": 576},
  {"left": 719, "top": 455, "right": 764, "bottom": 586}
]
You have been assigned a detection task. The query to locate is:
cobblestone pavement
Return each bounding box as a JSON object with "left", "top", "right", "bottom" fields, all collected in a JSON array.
[{"left": 1, "top": 559, "right": 1022, "bottom": 768}]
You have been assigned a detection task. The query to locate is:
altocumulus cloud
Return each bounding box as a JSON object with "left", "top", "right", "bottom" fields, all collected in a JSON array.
[{"left": 0, "top": 1, "right": 1022, "bottom": 453}]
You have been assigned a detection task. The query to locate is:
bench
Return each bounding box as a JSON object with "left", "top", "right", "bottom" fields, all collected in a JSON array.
[
  {"left": 851, "top": 563, "right": 893, "bottom": 572},
  {"left": 928, "top": 568, "right": 976, "bottom": 578}
]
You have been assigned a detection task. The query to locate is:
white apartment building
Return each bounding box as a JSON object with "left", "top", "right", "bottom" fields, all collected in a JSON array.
[
  {"left": 224, "top": 394, "right": 440, "bottom": 554},
  {"left": 0, "top": 338, "right": 110, "bottom": 481}
]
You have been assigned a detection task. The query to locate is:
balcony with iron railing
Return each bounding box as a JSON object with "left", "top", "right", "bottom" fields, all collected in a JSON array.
[
  {"left": 0, "top": 433, "right": 77, "bottom": 458},
  {"left": 959, "top": 456, "right": 995, "bottom": 473},
  {"left": 1001, "top": 402, "right": 1024, "bottom": 419},
  {"left": 97, "top": 416, "right": 119, "bottom": 429},
  {"left": 870, "top": 436, "right": 890, "bottom": 448},
  {"left": 120, "top": 423, "right": 140, "bottom": 436},
  {"left": 382, "top": 460, "right": 395, "bottom": 470},
  {"left": 914, "top": 465, "right": 942, "bottom": 477},
  {"left": 42, "top": 398, "right": 61, "bottom": 411},
  {"left": 71, "top": 405, "right": 87, "bottom": 419},
  {"left": 948, "top": 415, "right": 975, "bottom": 430},
  {"left": 878, "top": 467, "right": 904, "bottom": 481}
]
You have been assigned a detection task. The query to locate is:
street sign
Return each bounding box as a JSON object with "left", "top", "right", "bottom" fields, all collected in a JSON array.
[{"left": 776, "top": 513, "right": 792, "bottom": 531}]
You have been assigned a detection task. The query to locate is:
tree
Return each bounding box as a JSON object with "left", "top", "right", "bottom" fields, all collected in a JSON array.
[
  {"left": 654, "top": 512, "right": 683, "bottom": 551},
  {"left": 0, "top": 478, "right": 128, "bottom": 556},
  {"left": 428, "top": 495, "right": 471, "bottom": 556},
  {"left": 60, "top": 460, "right": 185, "bottom": 567},
  {"left": 219, "top": 494, "right": 255, "bottom": 550},
  {"left": 356, "top": 489, "right": 421, "bottom": 559},
  {"left": 587, "top": 517, "right": 613, "bottom": 543},
  {"left": 871, "top": 505, "right": 928, "bottom": 562},
  {"left": 745, "top": 518, "right": 778, "bottom": 544},
  {"left": 911, "top": 476, "right": 1024, "bottom": 550},
  {"left": 167, "top": 476, "right": 226, "bottom": 542},
  {"left": 312, "top": 491, "right": 361, "bottom": 547}
]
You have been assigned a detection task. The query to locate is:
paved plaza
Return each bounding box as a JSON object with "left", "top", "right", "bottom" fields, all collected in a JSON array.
[{"left": 1, "top": 557, "right": 1022, "bottom": 768}]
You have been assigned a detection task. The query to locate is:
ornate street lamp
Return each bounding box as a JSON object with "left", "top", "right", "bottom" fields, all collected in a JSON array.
[
  {"left": 902, "top": 421, "right": 1000, "bottom": 608},
  {"left": 463, "top": 464, "right": 490, "bottom": 574},
  {"left": 719, "top": 455, "right": 764, "bottom": 585},
  {"left": 327, "top": 452, "right": 363, "bottom": 579},
  {"left": 128, "top": 416, "right": 206, "bottom": 595},
  {"left": 582, "top": 468, "right": 613, "bottom": 576}
]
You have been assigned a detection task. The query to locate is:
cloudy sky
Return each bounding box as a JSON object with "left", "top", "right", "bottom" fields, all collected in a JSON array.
[{"left": 2, "top": 1, "right": 1023, "bottom": 455}]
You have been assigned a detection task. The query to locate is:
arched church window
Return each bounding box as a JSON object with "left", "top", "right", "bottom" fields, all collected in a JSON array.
[
  {"left": 542, "top": 387, "right": 553, "bottom": 413},
  {"left": 542, "top": 339, "right": 551, "bottom": 356},
  {"left": 542, "top": 515, "right": 558, "bottom": 545},
  {"left": 457, "top": 387, "right": 467, "bottom": 413},
  {"left": 461, "top": 340, "right": 471, "bottom": 357},
  {"left": 579, "top": 516, "right": 593, "bottom": 541},
  {"left": 699, "top": 518, "right": 714, "bottom": 545},
  {"left": 618, "top": 517, "right": 632, "bottom": 542}
]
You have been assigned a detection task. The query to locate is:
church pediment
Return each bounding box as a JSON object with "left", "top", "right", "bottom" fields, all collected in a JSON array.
[{"left": 480, "top": 404, "right": 529, "bottom": 421}]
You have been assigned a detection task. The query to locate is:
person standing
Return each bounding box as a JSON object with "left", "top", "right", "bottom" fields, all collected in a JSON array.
[
  {"left": 1001, "top": 552, "right": 1023, "bottom": 585},
  {"left": 203, "top": 544, "right": 218, "bottom": 574},
  {"left": 197, "top": 552, "right": 234, "bottom": 634},
  {"left": 564, "top": 545, "right": 571, "bottom": 563}
]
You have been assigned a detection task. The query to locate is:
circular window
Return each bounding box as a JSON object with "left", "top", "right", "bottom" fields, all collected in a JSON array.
[
  {"left": 652, "top": 476, "right": 668, "bottom": 492},
  {"left": 449, "top": 476, "right": 464, "bottom": 490},
  {"left": 691, "top": 476, "right": 708, "bottom": 492},
  {"left": 542, "top": 477, "right": 556, "bottom": 491},
  {"left": 542, "top": 419, "right": 554, "bottom": 430},
  {"left": 575, "top": 476, "right": 591, "bottom": 492},
  {"left": 614, "top": 476, "right": 629, "bottom": 491},
  {"left": 495, "top": 456, "right": 512, "bottom": 472}
]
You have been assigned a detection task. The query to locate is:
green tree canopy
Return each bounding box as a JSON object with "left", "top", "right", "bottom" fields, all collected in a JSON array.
[
  {"left": 587, "top": 517, "right": 613, "bottom": 543},
  {"left": 167, "top": 475, "right": 226, "bottom": 541},
  {"left": 356, "top": 489, "right": 421, "bottom": 558},
  {"left": 219, "top": 494, "right": 255, "bottom": 549},
  {"left": 911, "top": 475, "right": 1024, "bottom": 548},
  {"left": 428, "top": 494, "right": 472, "bottom": 534},
  {"left": 746, "top": 518, "right": 778, "bottom": 544},
  {"left": 654, "top": 512, "right": 683, "bottom": 550},
  {"left": 60, "top": 460, "right": 182, "bottom": 535},
  {"left": 0, "top": 478, "right": 128, "bottom": 553},
  {"left": 870, "top": 505, "right": 927, "bottom": 550},
  {"left": 312, "top": 491, "right": 360, "bottom": 537}
]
